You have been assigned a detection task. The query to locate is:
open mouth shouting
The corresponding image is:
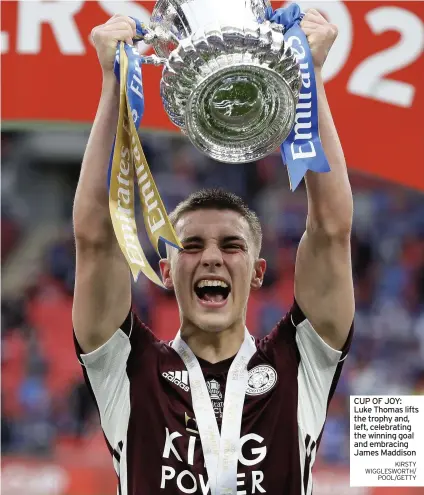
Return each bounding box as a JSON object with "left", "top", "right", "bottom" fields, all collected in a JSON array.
[{"left": 194, "top": 278, "right": 231, "bottom": 308}]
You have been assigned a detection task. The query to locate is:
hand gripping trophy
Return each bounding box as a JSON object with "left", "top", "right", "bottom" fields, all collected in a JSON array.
[{"left": 108, "top": 0, "right": 328, "bottom": 284}]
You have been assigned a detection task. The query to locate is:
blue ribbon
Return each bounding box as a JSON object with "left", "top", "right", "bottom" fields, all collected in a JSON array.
[
  {"left": 107, "top": 18, "right": 148, "bottom": 189},
  {"left": 266, "top": 4, "right": 330, "bottom": 190},
  {"left": 107, "top": 10, "right": 329, "bottom": 191},
  {"left": 108, "top": 20, "right": 182, "bottom": 253}
]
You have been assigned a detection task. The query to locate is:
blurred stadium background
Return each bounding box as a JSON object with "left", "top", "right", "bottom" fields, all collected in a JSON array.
[{"left": 1, "top": 1, "right": 423, "bottom": 495}]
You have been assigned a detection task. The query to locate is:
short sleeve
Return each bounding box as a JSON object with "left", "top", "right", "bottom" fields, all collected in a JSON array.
[
  {"left": 291, "top": 300, "right": 353, "bottom": 439},
  {"left": 73, "top": 309, "right": 158, "bottom": 456},
  {"left": 261, "top": 300, "right": 353, "bottom": 440}
]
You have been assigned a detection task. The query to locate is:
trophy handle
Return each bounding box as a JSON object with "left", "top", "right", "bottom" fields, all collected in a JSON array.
[
  {"left": 137, "top": 23, "right": 184, "bottom": 65},
  {"left": 140, "top": 54, "right": 167, "bottom": 66},
  {"left": 135, "top": 27, "right": 171, "bottom": 66}
]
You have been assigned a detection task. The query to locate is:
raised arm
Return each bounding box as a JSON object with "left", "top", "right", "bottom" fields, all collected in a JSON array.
[
  {"left": 72, "top": 16, "right": 136, "bottom": 353},
  {"left": 294, "top": 9, "right": 354, "bottom": 350}
]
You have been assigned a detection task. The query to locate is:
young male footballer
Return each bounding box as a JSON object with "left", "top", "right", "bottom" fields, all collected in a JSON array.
[{"left": 73, "top": 9, "right": 354, "bottom": 495}]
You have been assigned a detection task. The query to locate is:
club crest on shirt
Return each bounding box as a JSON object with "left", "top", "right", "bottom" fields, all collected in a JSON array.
[{"left": 246, "top": 365, "right": 277, "bottom": 396}]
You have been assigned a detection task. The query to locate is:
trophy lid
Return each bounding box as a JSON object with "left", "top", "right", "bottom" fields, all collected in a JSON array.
[{"left": 150, "top": 0, "right": 272, "bottom": 58}]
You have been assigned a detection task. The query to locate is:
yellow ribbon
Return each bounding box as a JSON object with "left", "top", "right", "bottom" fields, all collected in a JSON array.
[{"left": 109, "top": 42, "right": 182, "bottom": 286}]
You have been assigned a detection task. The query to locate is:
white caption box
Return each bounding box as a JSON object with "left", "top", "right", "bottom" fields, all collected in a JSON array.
[{"left": 350, "top": 396, "right": 424, "bottom": 487}]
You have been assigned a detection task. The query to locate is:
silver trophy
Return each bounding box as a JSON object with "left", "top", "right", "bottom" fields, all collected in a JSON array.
[{"left": 141, "top": 0, "right": 302, "bottom": 163}]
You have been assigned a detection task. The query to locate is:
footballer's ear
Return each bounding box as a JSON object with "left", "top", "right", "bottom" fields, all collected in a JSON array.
[
  {"left": 159, "top": 258, "right": 174, "bottom": 290},
  {"left": 251, "top": 258, "right": 266, "bottom": 290}
]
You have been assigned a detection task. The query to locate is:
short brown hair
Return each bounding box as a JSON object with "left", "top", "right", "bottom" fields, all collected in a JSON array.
[{"left": 169, "top": 188, "right": 262, "bottom": 256}]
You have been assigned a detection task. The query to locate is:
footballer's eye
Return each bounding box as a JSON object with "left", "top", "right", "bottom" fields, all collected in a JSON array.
[
  {"left": 183, "top": 244, "right": 202, "bottom": 251},
  {"left": 224, "top": 244, "right": 244, "bottom": 251}
]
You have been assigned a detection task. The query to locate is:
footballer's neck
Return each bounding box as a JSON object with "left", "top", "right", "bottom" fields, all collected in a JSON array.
[{"left": 180, "top": 320, "right": 246, "bottom": 364}]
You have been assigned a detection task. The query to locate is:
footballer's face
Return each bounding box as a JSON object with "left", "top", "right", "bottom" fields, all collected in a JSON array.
[{"left": 160, "top": 209, "right": 266, "bottom": 333}]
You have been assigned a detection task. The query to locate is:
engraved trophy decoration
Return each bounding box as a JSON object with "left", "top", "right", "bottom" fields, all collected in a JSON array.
[{"left": 140, "top": 0, "right": 302, "bottom": 163}]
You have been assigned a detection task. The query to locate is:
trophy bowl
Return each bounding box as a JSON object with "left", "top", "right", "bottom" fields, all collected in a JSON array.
[{"left": 145, "top": 0, "right": 302, "bottom": 163}]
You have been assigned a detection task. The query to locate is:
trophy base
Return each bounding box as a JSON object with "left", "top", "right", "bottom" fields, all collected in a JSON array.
[{"left": 185, "top": 63, "right": 296, "bottom": 163}]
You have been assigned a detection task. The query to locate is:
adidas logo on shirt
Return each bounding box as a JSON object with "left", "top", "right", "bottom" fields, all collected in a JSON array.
[{"left": 162, "top": 370, "right": 190, "bottom": 392}]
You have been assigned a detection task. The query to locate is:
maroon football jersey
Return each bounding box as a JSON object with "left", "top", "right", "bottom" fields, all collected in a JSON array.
[{"left": 74, "top": 301, "right": 352, "bottom": 495}]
